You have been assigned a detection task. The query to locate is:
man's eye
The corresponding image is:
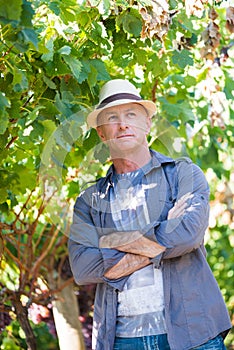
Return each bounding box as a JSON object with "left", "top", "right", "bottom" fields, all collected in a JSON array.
[
  {"left": 108, "top": 115, "right": 117, "bottom": 121},
  {"left": 127, "top": 113, "right": 136, "bottom": 118}
]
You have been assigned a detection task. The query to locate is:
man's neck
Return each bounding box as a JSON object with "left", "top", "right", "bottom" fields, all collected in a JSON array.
[{"left": 112, "top": 149, "right": 151, "bottom": 174}]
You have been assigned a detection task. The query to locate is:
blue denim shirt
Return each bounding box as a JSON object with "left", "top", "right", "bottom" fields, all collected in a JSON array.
[{"left": 68, "top": 150, "right": 231, "bottom": 350}]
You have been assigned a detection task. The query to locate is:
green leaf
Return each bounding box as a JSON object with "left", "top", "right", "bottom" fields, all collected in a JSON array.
[
  {"left": 21, "top": 28, "right": 38, "bottom": 49},
  {"left": 39, "top": 119, "right": 57, "bottom": 142},
  {"left": 201, "top": 143, "right": 219, "bottom": 167},
  {"left": 61, "top": 90, "right": 75, "bottom": 103},
  {"left": 12, "top": 68, "right": 28, "bottom": 92},
  {"left": 63, "top": 55, "right": 82, "bottom": 81},
  {"left": 39, "top": 100, "right": 60, "bottom": 119},
  {"left": 176, "top": 9, "right": 199, "bottom": 33},
  {"left": 54, "top": 127, "right": 72, "bottom": 152},
  {"left": 112, "top": 31, "right": 132, "bottom": 67},
  {"left": 0, "top": 113, "right": 9, "bottom": 135},
  {"left": 117, "top": 9, "right": 142, "bottom": 37},
  {"left": 172, "top": 49, "right": 194, "bottom": 69},
  {"left": 184, "top": 75, "right": 197, "bottom": 88},
  {"left": 94, "top": 142, "right": 109, "bottom": 163},
  {"left": 1, "top": 335, "right": 21, "bottom": 349},
  {"left": 55, "top": 92, "right": 73, "bottom": 119},
  {"left": 224, "top": 70, "right": 234, "bottom": 100},
  {"left": 40, "top": 136, "right": 55, "bottom": 166},
  {"left": 133, "top": 48, "right": 147, "bottom": 66},
  {"left": 43, "top": 75, "right": 57, "bottom": 89},
  {"left": 27, "top": 106, "right": 46, "bottom": 123},
  {"left": 179, "top": 101, "right": 195, "bottom": 122},
  {"left": 67, "top": 180, "right": 80, "bottom": 198},
  {"left": 7, "top": 98, "right": 21, "bottom": 120},
  {"left": 78, "top": 59, "right": 91, "bottom": 83},
  {"left": 41, "top": 38, "right": 54, "bottom": 62},
  {"left": 0, "top": 133, "right": 8, "bottom": 149},
  {"left": 0, "top": 92, "right": 11, "bottom": 108},
  {"left": 0, "top": 0, "right": 22, "bottom": 21},
  {"left": 57, "top": 45, "right": 71, "bottom": 55},
  {"left": 146, "top": 55, "right": 168, "bottom": 77},
  {"left": 160, "top": 97, "right": 195, "bottom": 123},
  {"left": 13, "top": 164, "right": 36, "bottom": 192},
  {"left": 20, "top": 0, "right": 34, "bottom": 27},
  {"left": 87, "top": 65, "right": 98, "bottom": 87},
  {"left": 91, "top": 59, "right": 110, "bottom": 81},
  {"left": 45, "top": 54, "right": 70, "bottom": 76},
  {"left": 83, "top": 128, "right": 100, "bottom": 152},
  {"left": 0, "top": 92, "right": 10, "bottom": 134},
  {"left": 196, "top": 67, "right": 209, "bottom": 83},
  {"left": 47, "top": 1, "right": 60, "bottom": 15},
  {"left": 76, "top": 10, "right": 91, "bottom": 28},
  {"left": 159, "top": 97, "right": 179, "bottom": 117}
]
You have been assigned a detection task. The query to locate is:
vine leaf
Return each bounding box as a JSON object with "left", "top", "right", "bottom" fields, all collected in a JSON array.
[{"left": 172, "top": 49, "right": 194, "bottom": 69}]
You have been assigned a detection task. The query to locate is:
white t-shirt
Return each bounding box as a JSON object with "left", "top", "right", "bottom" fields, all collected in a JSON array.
[{"left": 110, "top": 163, "right": 167, "bottom": 337}]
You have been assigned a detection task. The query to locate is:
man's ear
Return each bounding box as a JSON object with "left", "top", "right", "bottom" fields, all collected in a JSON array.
[{"left": 96, "top": 126, "right": 106, "bottom": 141}]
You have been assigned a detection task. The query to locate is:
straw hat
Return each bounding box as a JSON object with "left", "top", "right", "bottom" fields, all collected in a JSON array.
[{"left": 87, "top": 79, "right": 157, "bottom": 128}]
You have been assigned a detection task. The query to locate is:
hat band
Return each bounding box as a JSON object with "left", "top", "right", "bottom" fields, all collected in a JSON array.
[{"left": 97, "top": 93, "right": 141, "bottom": 109}]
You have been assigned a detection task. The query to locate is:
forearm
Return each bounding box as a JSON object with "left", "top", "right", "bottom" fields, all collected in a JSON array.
[
  {"left": 100, "top": 231, "right": 165, "bottom": 258},
  {"left": 104, "top": 253, "right": 151, "bottom": 279},
  {"left": 116, "top": 236, "right": 165, "bottom": 257}
]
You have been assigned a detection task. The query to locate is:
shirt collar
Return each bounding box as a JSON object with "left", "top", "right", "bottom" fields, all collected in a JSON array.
[{"left": 104, "top": 149, "right": 174, "bottom": 181}]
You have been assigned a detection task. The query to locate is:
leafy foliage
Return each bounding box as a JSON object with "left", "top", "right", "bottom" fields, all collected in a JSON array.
[{"left": 0, "top": 0, "right": 233, "bottom": 348}]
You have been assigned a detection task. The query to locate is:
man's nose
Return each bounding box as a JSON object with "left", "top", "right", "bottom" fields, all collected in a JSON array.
[{"left": 118, "top": 116, "right": 129, "bottom": 129}]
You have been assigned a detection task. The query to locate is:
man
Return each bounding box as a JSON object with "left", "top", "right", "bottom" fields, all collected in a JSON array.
[{"left": 68, "top": 79, "right": 231, "bottom": 350}]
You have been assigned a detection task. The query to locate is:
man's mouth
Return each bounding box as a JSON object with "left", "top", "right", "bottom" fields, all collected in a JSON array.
[{"left": 116, "top": 134, "right": 134, "bottom": 139}]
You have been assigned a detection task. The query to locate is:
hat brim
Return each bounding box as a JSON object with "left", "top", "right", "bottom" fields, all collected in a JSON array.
[{"left": 87, "top": 99, "right": 157, "bottom": 128}]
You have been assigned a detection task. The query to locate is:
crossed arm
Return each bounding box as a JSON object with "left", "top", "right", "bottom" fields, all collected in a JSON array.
[{"left": 100, "top": 193, "right": 191, "bottom": 279}]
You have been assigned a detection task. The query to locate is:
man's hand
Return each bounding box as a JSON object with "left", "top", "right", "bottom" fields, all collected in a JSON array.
[
  {"left": 99, "top": 231, "right": 165, "bottom": 258},
  {"left": 167, "top": 192, "right": 192, "bottom": 220},
  {"left": 104, "top": 253, "right": 150, "bottom": 279},
  {"left": 115, "top": 235, "right": 165, "bottom": 258},
  {"left": 99, "top": 230, "right": 142, "bottom": 248}
]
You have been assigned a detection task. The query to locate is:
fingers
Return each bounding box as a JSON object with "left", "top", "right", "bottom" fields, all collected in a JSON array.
[
  {"left": 177, "top": 192, "right": 193, "bottom": 203},
  {"left": 168, "top": 192, "right": 193, "bottom": 220},
  {"left": 168, "top": 203, "right": 186, "bottom": 219}
]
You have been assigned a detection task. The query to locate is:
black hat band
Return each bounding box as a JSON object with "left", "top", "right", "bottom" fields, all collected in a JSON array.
[{"left": 97, "top": 93, "right": 142, "bottom": 109}]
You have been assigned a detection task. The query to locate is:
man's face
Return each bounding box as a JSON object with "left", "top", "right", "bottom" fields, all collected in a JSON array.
[{"left": 96, "top": 103, "right": 151, "bottom": 153}]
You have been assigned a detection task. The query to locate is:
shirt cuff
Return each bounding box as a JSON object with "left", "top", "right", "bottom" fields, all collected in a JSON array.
[{"left": 100, "top": 248, "right": 128, "bottom": 291}]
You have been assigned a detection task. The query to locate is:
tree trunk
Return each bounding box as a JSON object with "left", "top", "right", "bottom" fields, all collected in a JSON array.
[
  {"left": 12, "top": 293, "right": 37, "bottom": 350},
  {"left": 52, "top": 281, "right": 85, "bottom": 350}
]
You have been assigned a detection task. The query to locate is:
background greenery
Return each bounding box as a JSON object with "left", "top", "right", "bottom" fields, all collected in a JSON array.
[{"left": 0, "top": 0, "right": 233, "bottom": 349}]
